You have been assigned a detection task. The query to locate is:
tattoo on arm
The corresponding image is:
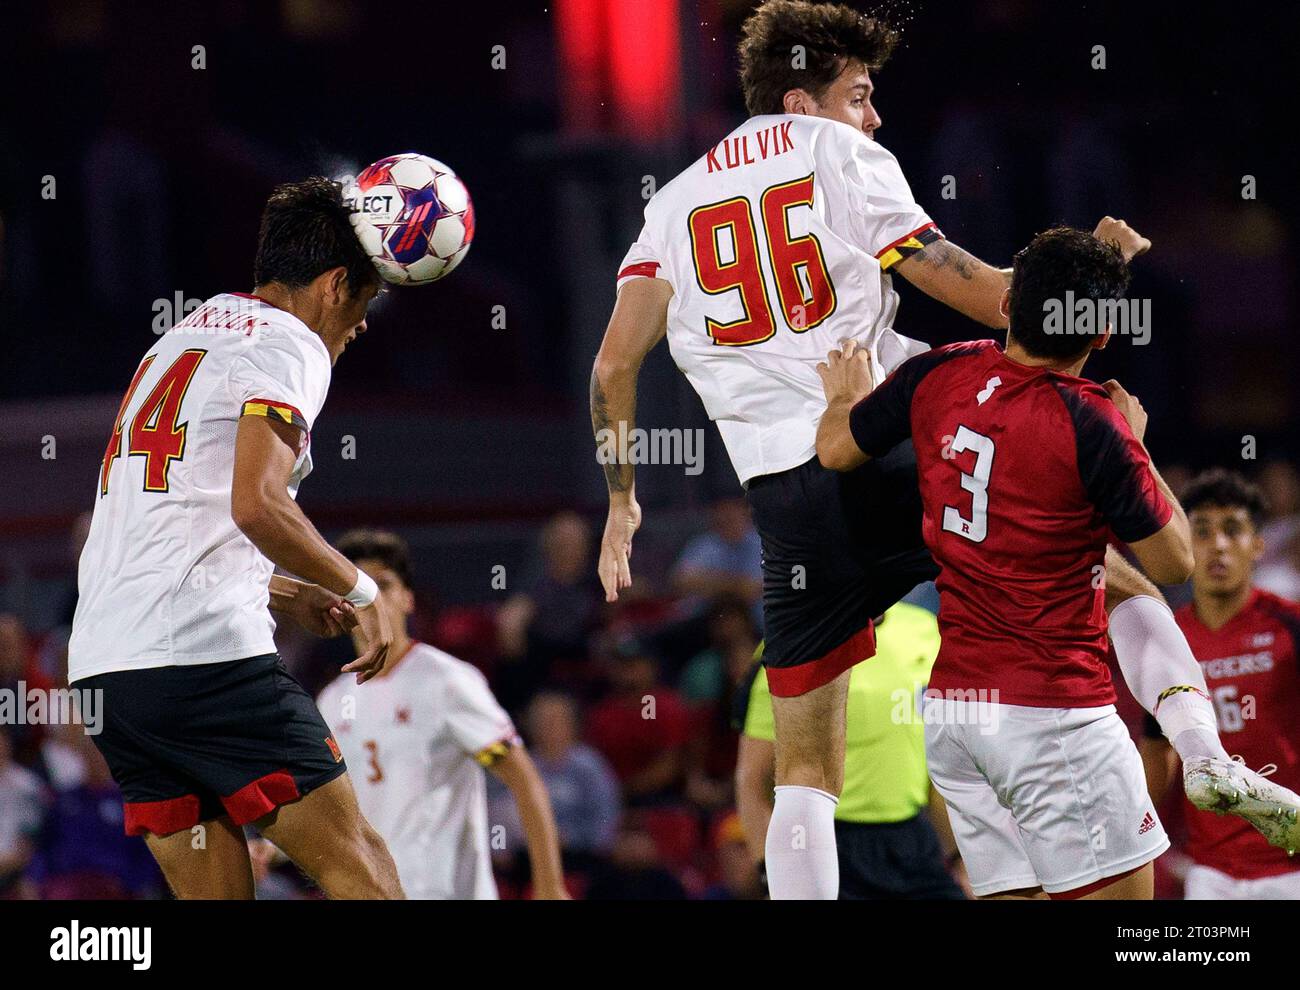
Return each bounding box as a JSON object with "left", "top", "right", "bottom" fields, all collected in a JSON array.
[
  {"left": 590, "top": 370, "right": 633, "bottom": 495},
  {"left": 911, "top": 240, "right": 980, "bottom": 280}
]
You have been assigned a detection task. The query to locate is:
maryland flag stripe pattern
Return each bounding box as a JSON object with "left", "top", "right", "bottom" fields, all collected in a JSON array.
[
  {"left": 241, "top": 397, "right": 307, "bottom": 432},
  {"left": 473, "top": 733, "right": 520, "bottom": 767},
  {"left": 875, "top": 222, "right": 944, "bottom": 271}
]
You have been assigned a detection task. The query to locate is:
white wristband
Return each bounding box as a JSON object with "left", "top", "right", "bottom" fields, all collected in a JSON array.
[{"left": 344, "top": 569, "right": 378, "bottom": 608}]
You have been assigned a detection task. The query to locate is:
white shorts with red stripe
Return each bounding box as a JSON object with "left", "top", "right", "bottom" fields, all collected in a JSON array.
[{"left": 924, "top": 698, "right": 1169, "bottom": 897}]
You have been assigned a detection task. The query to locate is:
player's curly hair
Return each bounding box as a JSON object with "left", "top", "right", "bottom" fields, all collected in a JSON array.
[
  {"left": 1007, "top": 226, "right": 1131, "bottom": 361},
  {"left": 336, "top": 528, "right": 414, "bottom": 589},
  {"left": 1181, "top": 469, "right": 1268, "bottom": 530},
  {"left": 253, "top": 176, "right": 377, "bottom": 297},
  {"left": 738, "top": 0, "right": 899, "bottom": 116}
]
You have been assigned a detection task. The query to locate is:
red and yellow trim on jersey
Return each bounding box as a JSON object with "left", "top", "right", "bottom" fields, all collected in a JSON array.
[
  {"left": 241, "top": 397, "right": 307, "bottom": 432},
  {"left": 473, "top": 731, "right": 521, "bottom": 768},
  {"left": 874, "top": 222, "right": 943, "bottom": 271}
]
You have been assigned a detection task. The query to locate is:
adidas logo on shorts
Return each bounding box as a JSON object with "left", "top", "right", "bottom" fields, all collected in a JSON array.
[{"left": 1138, "top": 811, "right": 1157, "bottom": 835}]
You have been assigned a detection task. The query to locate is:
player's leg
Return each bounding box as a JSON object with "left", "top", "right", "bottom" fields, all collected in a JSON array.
[
  {"left": 1067, "top": 862, "right": 1155, "bottom": 900},
  {"left": 81, "top": 666, "right": 260, "bottom": 899},
  {"left": 1105, "top": 547, "right": 1227, "bottom": 763},
  {"left": 255, "top": 772, "right": 403, "bottom": 899},
  {"left": 1105, "top": 548, "right": 1300, "bottom": 850},
  {"left": 924, "top": 696, "right": 1043, "bottom": 899},
  {"left": 765, "top": 670, "right": 849, "bottom": 899},
  {"left": 144, "top": 815, "right": 256, "bottom": 900},
  {"left": 999, "top": 705, "right": 1166, "bottom": 900}
]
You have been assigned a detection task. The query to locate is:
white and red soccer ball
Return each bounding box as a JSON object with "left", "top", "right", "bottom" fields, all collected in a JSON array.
[{"left": 346, "top": 153, "right": 474, "bottom": 285}]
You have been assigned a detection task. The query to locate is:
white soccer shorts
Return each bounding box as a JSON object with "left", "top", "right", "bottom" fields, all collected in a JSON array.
[{"left": 924, "top": 698, "right": 1169, "bottom": 897}]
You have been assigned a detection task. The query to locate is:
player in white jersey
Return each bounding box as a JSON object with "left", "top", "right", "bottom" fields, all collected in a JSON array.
[
  {"left": 589, "top": 0, "right": 1152, "bottom": 899},
  {"left": 317, "top": 530, "right": 569, "bottom": 899},
  {"left": 69, "top": 178, "right": 404, "bottom": 899}
]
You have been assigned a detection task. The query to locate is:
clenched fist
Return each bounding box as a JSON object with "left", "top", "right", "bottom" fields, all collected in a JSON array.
[{"left": 1092, "top": 216, "right": 1151, "bottom": 264}]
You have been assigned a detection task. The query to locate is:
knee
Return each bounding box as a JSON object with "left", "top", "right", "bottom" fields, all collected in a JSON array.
[{"left": 354, "top": 822, "right": 404, "bottom": 899}]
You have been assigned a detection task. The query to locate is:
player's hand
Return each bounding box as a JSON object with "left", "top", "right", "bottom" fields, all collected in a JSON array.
[
  {"left": 342, "top": 602, "right": 394, "bottom": 684},
  {"left": 1102, "top": 379, "right": 1149, "bottom": 443},
  {"left": 816, "top": 339, "right": 874, "bottom": 405},
  {"left": 598, "top": 497, "right": 642, "bottom": 603},
  {"left": 1092, "top": 216, "right": 1151, "bottom": 263},
  {"left": 288, "top": 583, "right": 357, "bottom": 637}
]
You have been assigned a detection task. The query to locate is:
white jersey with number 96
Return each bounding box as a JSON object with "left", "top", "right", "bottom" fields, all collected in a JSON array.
[{"left": 617, "top": 114, "right": 939, "bottom": 485}]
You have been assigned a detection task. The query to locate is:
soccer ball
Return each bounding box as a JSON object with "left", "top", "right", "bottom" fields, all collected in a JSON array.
[{"left": 346, "top": 153, "right": 475, "bottom": 285}]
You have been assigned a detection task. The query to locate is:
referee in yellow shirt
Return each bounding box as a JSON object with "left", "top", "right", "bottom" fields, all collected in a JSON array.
[{"left": 734, "top": 602, "right": 967, "bottom": 899}]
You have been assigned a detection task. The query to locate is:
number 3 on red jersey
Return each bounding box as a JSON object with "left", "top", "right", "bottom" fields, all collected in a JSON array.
[
  {"left": 100, "top": 349, "right": 207, "bottom": 496},
  {"left": 688, "top": 174, "right": 836, "bottom": 346},
  {"left": 942, "top": 426, "right": 995, "bottom": 543}
]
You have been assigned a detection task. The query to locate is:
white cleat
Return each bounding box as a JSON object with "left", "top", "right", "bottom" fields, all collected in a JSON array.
[{"left": 1183, "top": 755, "right": 1300, "bottom": 855}]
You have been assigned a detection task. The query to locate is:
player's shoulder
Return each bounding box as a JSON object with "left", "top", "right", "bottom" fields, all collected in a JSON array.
[
  {"left": 406, "top": 641, "right": 491, "bottom": 691},
  {"left": 1251, "top": 588, "right": 1300, "bottom": 627},
  {"left": 899, "top": 338, "right": 998, "bottom": 381},
  {"left": 1043, "top": 373, "right": 1126, "bottom": 433}
]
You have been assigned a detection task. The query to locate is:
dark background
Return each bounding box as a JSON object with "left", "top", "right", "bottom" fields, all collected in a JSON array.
[{"left": 0, "top": 0, "right": 1297, "bottom": 900}]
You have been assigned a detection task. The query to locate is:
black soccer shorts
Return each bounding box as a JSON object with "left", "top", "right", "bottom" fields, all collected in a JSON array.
[
  {"left": 744, "top": 440, "right": 937, "bottom": 697},
  {"left": 80, "top": 653, "right": 347, "bottom": 837}
]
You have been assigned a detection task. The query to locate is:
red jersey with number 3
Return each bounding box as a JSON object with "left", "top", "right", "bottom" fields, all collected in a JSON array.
[
  {"left": 1174, "top": 589, "right": 1300, "bottom": 878},
  {"left": 849, "top": 339, "right": 1173, "bottom": 707}
]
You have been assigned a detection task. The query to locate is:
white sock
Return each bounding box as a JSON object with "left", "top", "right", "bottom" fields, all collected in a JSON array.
[
  {"left": 765, "top": 785, "right": 839, "bottom": 900},
  {"left": 1109, "top": 595, "right": 1230, "bottom": 763}
]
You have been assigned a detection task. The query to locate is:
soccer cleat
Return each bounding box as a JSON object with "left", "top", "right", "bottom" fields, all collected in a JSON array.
[{"left": 1183, "top": 755, "right": 1300, "bottom": 854}]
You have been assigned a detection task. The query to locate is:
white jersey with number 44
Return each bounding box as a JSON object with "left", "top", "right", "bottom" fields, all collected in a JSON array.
[
  {"left": 68, "top": 293, "right": 331, "bottom": 683},
  {"left": 618, "top": 114, "right": 939, "bottom": 485}
]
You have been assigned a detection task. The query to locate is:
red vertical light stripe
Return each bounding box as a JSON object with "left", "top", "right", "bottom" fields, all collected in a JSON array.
[
  {"left": 606, "top": 0, "right": 680, "bottom": 142},
  {"left": 556, "top": 0, "right": 607, "bottom": 135}
]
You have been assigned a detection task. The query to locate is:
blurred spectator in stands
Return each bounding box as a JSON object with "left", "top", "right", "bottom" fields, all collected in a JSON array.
[
  {"left": 33, "top": 511, "right": 92, "bottom": 686},
  {"left": 0, "top": 726, "right": 45, "bottom": 898},
  {"left": 671, "top": 497, "right": 762, "bottom": 609},
  {"left": 680, "top": 595, "right": 759, "bottom": 810},
  {"left": 0, "top": 613, "right": 52, "bottom": 764},
  {"left": 488, "top": 691, "right": 621, "bottom": 877},
  {"left": 584, "top": 818, "right": 687, "bottom": 900},
  {"left": 586, "top": 638, "right": 690, "bottom": 808},
  {"left": 1256, "top": 460, "right": 1300, "bottom": 601},
  {"left": 33, "top": 721, "right": 161, "bottom": 899},
  {"left": 701, "top": 812, "right": 765, "bottom": 900},
  {"left": 495, "top": 512, "right": 603, "bottom": 711}
]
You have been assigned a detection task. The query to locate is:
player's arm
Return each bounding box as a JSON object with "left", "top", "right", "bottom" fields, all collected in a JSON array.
[
  {"left": 1139, "top": 733, "right": 1180, "bottom": 806},
  {"left": 590, "top": 276, "right": 672, "bottom": 602},
  {"left": 1101, "top": 380, "right": 1194, "bottom": 584},
  {"left": 488, "top": 745, "right": 570, "bottom": 900},
  {"left": 892, "top": 217, "right": 1152, "bottom": 329},
  {"left": 231, "top": 414, "right": 392, "bottom": 681},
  {"left": 814, "top": 340, "right": 876, "bottom": 470},
  {"left": 268, "top": 575, "right": 357, "bottom": 638}
]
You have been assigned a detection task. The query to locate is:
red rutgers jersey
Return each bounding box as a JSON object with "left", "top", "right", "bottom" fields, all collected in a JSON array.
[
  {"left": 848, "top": 339, "right": 1172, "bottom": 707},
  {"left": 1169, "top": 589, "right": 1300, "bottom": 879}
]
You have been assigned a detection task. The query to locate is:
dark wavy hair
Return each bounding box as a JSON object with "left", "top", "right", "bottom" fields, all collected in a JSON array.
[
  {"left": 738, "top": 0, "right": 899, "bottom": 116},
  {"left": 336, "top": 528, "right": 414, "bottom": 589},
  {"left": 253, "top": 176, "right": 377, "bottom": 296},
  {"left": 1181, "top": 469, "right": 1268, "bottom": 530},
  {"left": 1007, "top": 226, "right": 1131, "bottom": 360}
]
